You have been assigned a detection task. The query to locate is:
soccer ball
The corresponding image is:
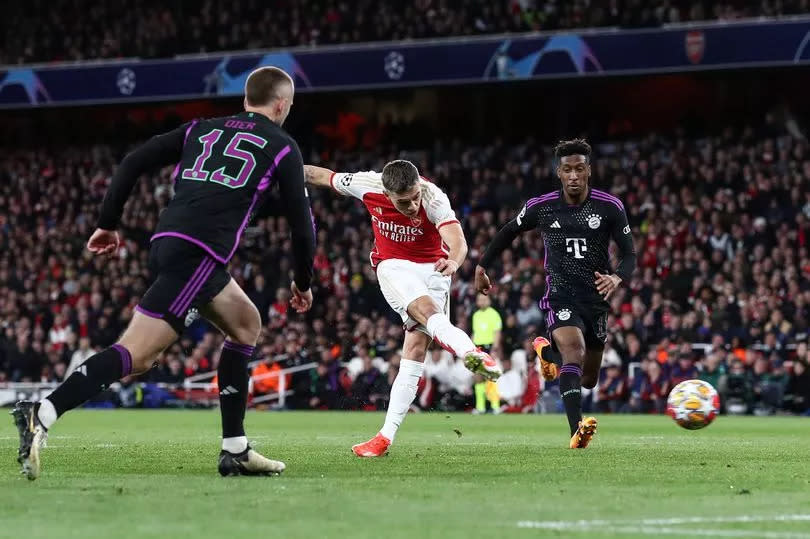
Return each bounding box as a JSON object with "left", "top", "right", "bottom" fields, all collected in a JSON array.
[{"left": 666, "top": 379, "right": 720, "bottom": 430}]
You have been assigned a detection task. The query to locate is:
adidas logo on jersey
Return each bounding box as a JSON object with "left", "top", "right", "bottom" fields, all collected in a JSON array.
[{"left": 550, "top": 220, "right": 561, "bottom": 228}]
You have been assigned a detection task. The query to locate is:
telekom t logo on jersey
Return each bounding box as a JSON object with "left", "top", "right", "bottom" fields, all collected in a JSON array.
[{"left": 566, "top": 238, "right": 587, "bottom": 259}]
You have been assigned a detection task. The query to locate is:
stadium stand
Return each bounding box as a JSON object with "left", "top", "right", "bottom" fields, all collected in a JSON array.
[
  {"left": 1, "top": 112, "right": 808, "bottom": 415},
  {"left": 3, "top": 0, "right": 809, "bottom": 65}
]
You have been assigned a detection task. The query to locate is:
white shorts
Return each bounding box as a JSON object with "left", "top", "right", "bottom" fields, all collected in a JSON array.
[{"left": 376, "top": 258, "right": 451, "bottom": 335}]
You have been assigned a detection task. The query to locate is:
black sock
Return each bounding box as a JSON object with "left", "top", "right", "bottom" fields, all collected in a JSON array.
[
  {"left": 218, "top": 341, "right": 254, "bottom": 440},
  {"left": 559, "top": 363, "right": 583, "bottom": 436},
  {"left": 47, "top": 344, "right": 132, "bottom": 417},
  {"left": 541, "top": 346, "right": 562, "bottom": 366}
]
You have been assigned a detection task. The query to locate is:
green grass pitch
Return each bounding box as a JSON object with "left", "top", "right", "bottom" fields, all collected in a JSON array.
[{"left": 1, "top": 410, "right": 809, "bottom": 539}]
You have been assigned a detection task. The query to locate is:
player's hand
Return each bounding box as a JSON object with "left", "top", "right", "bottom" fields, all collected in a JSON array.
[
  {"left": 434, "top": 258, "right": 459, "bottom": 276},
  {"left": 86, "top": 228, "right": 120, "bottom": 256},
  {"left": 475, "top": 265, "right": 492, "bottom": 295},
  {"left": 595, "top": 272, "right": 622, "bottom": 299},
  {"left": 290, "top": 282, "right": 313, "bottom": 313}
]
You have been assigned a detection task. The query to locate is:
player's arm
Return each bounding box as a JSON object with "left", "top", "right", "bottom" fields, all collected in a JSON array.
[
  {"left": 436, "top": 222, "right": 467, "bottom": 276},
  {"left": 595, "top": 205, "right": 637, "bottom": 299},
  {"left": 89, "top": 124, "right": 188, "bottom": 255},
  {"left": 423, "top": 182, "right": 465, "bottom": 276},
  {"left": 475, "top": 202, "right": 541, "bottom": 294},
  {"left": 302, "top": 165, "right": 335, "bottom": 189},
  {"left": 96, "top": 124, "right": 188, "bottom": 231},
  {"left": 276, "top": 143, "right": 316, "bottom": 311}
]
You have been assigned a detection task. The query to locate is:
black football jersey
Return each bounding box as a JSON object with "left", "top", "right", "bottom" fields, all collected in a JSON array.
[
  {"left": 512, "top": 188, "right": 635, "bottom": 307},
  {"left": 97, "top": 110, "right": 315, "bottom": 289}
]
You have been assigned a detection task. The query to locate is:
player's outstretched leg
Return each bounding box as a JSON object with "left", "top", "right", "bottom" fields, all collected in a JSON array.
[
  {"left": 420, "top": 311, "right": 500, "bottom": 381},
  {"left": 202, "top": 280, "right": 286, "bottom": 476},
  {"left": 353, "top": 332, "right": 430, "bottom": 457},
  {"left": 10, "top": 312, "right": 176, "bottom": 480},
  {"left": 404, "top": 295, "right": 500, "bottom": 381},
  {"left": 533, "top": 336, "right": 560, "bottom": 381}
]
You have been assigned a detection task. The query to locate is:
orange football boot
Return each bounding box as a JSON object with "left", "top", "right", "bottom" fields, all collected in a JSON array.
[
  {"left": 532, "top": 336, "right": 559, "bottom": 381},
  {"left": 569, "top": 417, "right": 598, "bottom": 449},
  {"left": 352, "top": 433, "right": 391, "bottom": 457}
]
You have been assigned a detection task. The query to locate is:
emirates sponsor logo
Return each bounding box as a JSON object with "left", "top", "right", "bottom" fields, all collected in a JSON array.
[{"left": 372, "top": 215, "right": 424, "bottom": 242}]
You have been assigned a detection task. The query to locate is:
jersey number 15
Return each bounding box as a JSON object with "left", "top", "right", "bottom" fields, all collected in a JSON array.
[{"left": 181, "top": 129, "right": 267, "bottom": 189}]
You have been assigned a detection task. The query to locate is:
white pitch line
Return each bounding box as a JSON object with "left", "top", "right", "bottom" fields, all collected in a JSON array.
[
  {"left": 516, "top": 514, "right": 810, "bottom": 539},
  {"left": 635, "top": 515, "right": 810, "bottom": 525},
  {"left": 595, "top": 525, "right": 807, "bottom": 539}
]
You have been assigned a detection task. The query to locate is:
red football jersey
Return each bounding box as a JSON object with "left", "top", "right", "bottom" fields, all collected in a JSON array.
[{"left": 330, "top": 171, "right": 459, "bottom": 267}]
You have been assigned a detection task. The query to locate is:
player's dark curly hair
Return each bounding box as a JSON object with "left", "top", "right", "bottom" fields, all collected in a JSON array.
[
  {"left": 381, "top": 160, "right": 420, "bottom": 193},
  {"left": 554, "top": 138, "right": 592, "bottom": 163}
]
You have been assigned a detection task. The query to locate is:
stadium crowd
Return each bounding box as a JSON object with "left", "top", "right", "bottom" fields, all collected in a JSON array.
[
  {"left": 1, "top": 111, "right": 809, "bottom": 416},
  {"left": 3, "top": 0, "right": 809, "bottom": 65}
]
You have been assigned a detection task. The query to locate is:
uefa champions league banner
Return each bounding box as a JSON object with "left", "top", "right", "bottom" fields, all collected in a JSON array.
[{"left": 2, "top": 18, "right": 810, "bottom": 107}]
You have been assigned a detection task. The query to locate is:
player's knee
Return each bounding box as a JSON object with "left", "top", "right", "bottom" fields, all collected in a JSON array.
[
  {"left": 113, "top": 343, "right": 156, "bottom": 375},
  {"left": 230, "top": 303, "right": 262, "bottom": 345},
  {"left": 130, "top": 355, "right": 156, "bottom": 376},
  {"left": 408, "top": 297, "right": 439, "bottom": 325},
  {"left": 116, "top": 339, "right": 163, "bottom": 374},
  {"left": 402, "top": 340, "right": 429, "bottom": 361},
  {"left": 581, "top": 375, "right": 597, "bottom": 389}
]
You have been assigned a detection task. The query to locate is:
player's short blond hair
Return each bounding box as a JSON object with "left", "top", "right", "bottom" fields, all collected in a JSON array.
[{"left": 245, "top": 67, "right": 294, "bottom": 107}]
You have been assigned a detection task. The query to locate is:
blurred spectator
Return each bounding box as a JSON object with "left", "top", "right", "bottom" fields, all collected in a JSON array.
[
  {"left": 515, "top": 294, "right": 543, "bottom": 329},
  {"left": 66, "top": 336, "right": 95, "bottom": 376},
  {"left": 307, "top": 349, "right": 350, "bottom": 409},
  {"left": 638, "top": 361, "right": 669, "bottom": 413},
  {"left": 698, "top": 353, "right": 728, "bottom": 401},
  {"left": 596, "top": 356, "right": 626, "bottom": 413},
  {"left": 496, "top": 356, "right": 525, "bottom": 408},
  {"left": 252, "top": 355, "right": 290, "bottom": 396},
  {"left": 669, "top": 353, "right": 699, "bottom": 387},
  {"left": 246, "top": 274, "right": 272, "bottom": 325},
  {"left": 350, "top": 354, "right": 389, "bottom": 410},
  {"left": 725, "top": 360, "right": 753, "bottom": 414},
  {"left": 751, "top": 356, "right": 788, "bottom": 415},
  {"left": 783, "top": 360, "right": 810, "bottom": 415}
]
